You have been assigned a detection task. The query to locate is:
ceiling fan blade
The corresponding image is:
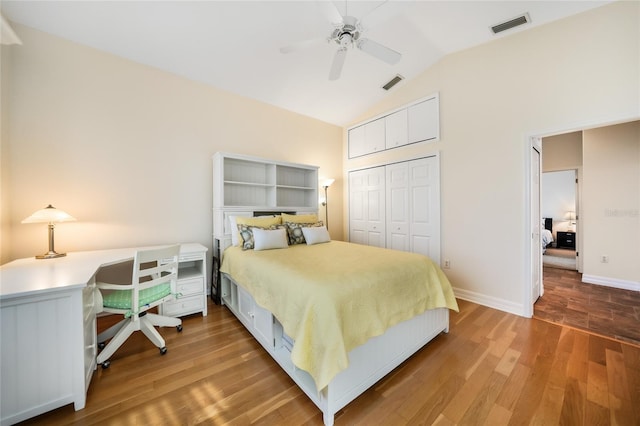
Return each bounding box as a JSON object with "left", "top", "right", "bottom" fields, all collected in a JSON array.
[
  {"left": 316, "top": 1, "right": 343, "bottom": 25},
  {"left": 280, "top": 37, "right": 324, "bottom": 54},
  {"left": 329, "top": 48, "right": 347, "bottom": 81},
  {"left": 357, "top": 38, "right": 401, "bottom": 65}
]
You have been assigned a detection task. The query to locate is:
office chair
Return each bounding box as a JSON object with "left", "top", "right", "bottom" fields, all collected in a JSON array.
[{"left": 96, "top": 245, "right": 182, "bottom": 368}]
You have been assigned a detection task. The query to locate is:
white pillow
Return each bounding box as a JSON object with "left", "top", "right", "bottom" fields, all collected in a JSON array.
[
  {"left": 301, "top": 226, "right": 331, "bottom": 245},
  {"left": 253, "top": 228, "right": 289, "bottom": 251},
  {"left": 229, "top": 216, "right": 239, "bottom": 246}
]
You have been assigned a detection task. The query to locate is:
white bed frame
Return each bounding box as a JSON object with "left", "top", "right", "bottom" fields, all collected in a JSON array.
[
  {"left": 220, "top": 272, "right": 449, "bottom": 426},
  {"left": 212, "top": 153, "right": 449, "bottom": 424}
]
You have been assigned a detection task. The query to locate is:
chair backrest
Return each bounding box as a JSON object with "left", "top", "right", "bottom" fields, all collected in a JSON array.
[{"left": 131, "top": 245, "right": 180, "bottom": 312}]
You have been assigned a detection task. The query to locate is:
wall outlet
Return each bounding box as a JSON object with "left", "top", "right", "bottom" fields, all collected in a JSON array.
[
  {"left": 443, "top": 259, "right": 451, "bottom": 269},
  {"left": 601, "top": 255, "right": 609, "bottom": 263}
]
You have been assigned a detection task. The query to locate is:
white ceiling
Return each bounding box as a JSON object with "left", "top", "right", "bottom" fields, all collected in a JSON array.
[{"left": 1, "top": 1, "right": 611, "bottom": 126}]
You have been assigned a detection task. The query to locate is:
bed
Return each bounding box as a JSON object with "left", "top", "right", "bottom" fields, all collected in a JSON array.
[
  {"left": 542, "top": 217, "right": 553, "bottom": 253},
  {"left": 218, "top": 221, "right": 458, "bottom": 425}
]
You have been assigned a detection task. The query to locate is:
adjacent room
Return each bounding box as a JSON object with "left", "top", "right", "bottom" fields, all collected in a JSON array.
[
  {"left": 535, "top": 122, "right": 640, "bottom": 347},
  {"left": 1, "top": 1, "right": 638, "bottom": 425}
]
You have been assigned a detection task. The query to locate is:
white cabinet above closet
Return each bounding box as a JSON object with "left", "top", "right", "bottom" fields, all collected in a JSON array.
[
  {"left": 348, "top": 117, "right": 385, "bottom": 158},
  {"left": 385, "top": 109, "right": 408, "bottom": 149},
  {"left": 408, "top": 97, "right": 439, "bottom": 144},
  {"left": 348, "top": 93, "right": 439, "bottom": 158}
]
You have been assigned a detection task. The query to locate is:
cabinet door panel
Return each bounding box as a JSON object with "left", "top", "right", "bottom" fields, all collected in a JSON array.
[
  {"left": 385, "top": 109, "right": 408, "bottom": 149},
  {"left": 237, "top": 286, "right": 253, "bottom": 326},
  {"left": 365, "top": 118, "right": 385, "bottom": 154},
  {"left": 408, "top": 98, "right": 438, "bottom": 143},
  {"left": 253, "top": 303, "right": 274, "bottom": 347},
  {"left": 348, "top": 125, "right": 366, "bottom": 158}
]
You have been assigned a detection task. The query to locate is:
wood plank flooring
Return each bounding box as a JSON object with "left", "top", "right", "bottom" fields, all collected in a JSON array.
[
  {"left": 21, "top": 298, "right": 640, "bottom": 425},
  {"left": 536, "top": 267, "right": 640, "bottom": 346}
]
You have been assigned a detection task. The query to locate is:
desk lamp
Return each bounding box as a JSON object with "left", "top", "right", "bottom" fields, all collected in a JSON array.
[
  {"left": 22, "top": 204, "right": 76, "bottom": 259},
  {"left": 321, "top": 178, "right": 335, "bottom": 230}
]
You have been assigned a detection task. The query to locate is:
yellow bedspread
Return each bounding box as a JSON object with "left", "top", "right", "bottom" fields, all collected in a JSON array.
[{"left": 220, "top": 240, "right": 458, "bottom": 391}]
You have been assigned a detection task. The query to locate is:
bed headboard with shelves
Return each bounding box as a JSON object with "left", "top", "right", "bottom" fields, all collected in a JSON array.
[{"left": 211, "top": 152, "right": 320, "bottom": 303}]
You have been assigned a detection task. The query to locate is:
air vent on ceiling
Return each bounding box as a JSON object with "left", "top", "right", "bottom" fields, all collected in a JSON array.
[
  {"left": 491, "top": 13, "right": 531, "bottom": 34},
  {"left": 382, "top": 74, "right": 404, "bottom": 91}
]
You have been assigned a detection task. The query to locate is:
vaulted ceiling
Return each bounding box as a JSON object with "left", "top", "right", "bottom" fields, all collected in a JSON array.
[{"left": 1, "top": 1, "right": 611, "bottom": 126}]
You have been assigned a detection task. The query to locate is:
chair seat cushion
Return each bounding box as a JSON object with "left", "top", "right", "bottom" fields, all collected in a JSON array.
[{"left": 102, "top": 283, "right": 172, "bottom": 310}]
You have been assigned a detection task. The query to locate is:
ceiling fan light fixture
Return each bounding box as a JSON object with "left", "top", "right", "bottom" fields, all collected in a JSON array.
[
  {"left": 382, "top": 74, "right": 404, "bottom": 91},
  {"left": 491, "top": 13, "right": 531, "bottom": 34}
]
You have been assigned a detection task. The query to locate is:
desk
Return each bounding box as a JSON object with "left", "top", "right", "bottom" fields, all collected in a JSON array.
[{"left": 0, "top": 243, "right": 207, "bottom": 425}]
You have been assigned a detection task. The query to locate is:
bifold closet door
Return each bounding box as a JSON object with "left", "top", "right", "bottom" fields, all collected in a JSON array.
[
  {"left": 350, "top": 156, "right": 439, "bottom": 261},
  {"left": 385, "top": 157, "right": 440, "bottom": 261},
  {"left": 386, "top": 163, "right": 410, "bottom": 252},
  {"left": 349, "top": 166, "right": 385, "bottom": 247},
  {"left": 408, "top": 157, "right": 440, "bottom": 263}
]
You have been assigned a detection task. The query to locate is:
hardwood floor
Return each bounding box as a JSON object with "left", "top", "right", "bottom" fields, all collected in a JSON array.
[
  {"left": 536, "top": 267, "right": 640, "bottom": 347},
  {"left": 22, "top": 298, "right": 640, "bottom": 425}
]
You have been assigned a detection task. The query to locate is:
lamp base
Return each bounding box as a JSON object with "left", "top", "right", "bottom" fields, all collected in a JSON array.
[{"left": 36, "top": 251, "right": 67, "bottom": 259}]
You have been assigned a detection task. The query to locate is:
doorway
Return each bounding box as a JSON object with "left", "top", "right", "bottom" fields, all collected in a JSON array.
[{"left": 541, "top": 169, "right": 579, "bottom": 271}]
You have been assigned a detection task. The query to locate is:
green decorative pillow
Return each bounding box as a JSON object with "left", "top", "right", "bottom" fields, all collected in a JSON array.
[
  {"left": 238, "top": 224, "right": 286, "bottom": 250},
  {"left": 102, "top": 282, "right": 172, "bottom": 310},
  {"left": 284, "top": 221, "right": 324, "bottom": 245}
]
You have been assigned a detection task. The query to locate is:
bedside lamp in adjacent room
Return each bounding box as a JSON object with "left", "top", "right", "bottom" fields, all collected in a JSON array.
[
  {"left": 320, "top": 178, "right": 335, "bottom": 230},
  {"left": 566, "top": 210, "right": 576, "bottom": 232},
  {"left": 22, "top": 204, "right": 76, "bottom": 259}
]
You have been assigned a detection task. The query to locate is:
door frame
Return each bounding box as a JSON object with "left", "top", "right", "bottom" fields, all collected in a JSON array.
[{"left": 524, "top": 115, "right": 638, "bottom": 317}]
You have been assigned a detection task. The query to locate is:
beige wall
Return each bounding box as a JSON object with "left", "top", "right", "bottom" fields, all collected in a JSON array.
[
  {"left": 1, "top": 45, "right": 13, "bottom": 264},
  {"left": 1, "top": 24, "right": 343, "bottom": 263},
  {"left": 542, "top": 132, "right": 583, "bottom": 172},
  {"left": 343, "top": 1, "right": 639, "bottom": 313},
  {"left": 582, "top": 121, "right": 639, "bottom": 283}
]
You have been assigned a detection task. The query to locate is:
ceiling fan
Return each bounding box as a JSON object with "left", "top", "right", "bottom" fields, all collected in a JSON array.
[{"left": 280, "top": 1, "right": 402, "bottom": 81}]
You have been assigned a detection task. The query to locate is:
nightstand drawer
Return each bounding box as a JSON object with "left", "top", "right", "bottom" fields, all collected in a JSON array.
[
  {"left": 176, "top": 277, "right": 204, "bottom": 296},
  {"left": 162, "top": 294, "right": 204, "bottom": 317},
  {"left": 556, "top": 231, "right": 576, "bottom": 249}
]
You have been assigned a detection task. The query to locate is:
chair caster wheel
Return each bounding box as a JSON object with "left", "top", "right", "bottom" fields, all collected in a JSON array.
[
  {"left": 176, "top": 325, "right": 183, "bottom": 332},
  {"left": 101, "top": 361, "right": 111, "bottom": 369},
  {"left": 160, "top": 347, "right": 168, "bottom": 355},
  {"left": 98, "top": 342, "right": 106, "bottom": 350}
]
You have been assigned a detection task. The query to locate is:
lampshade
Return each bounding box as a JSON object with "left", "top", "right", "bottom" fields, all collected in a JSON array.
[
  {"left": 22, "top": 205, "right": 76, "bottom": 259},
  {"left": 22, "top": 204, "right": 76, "bottom": 224},
  {"left": 321, "top": 178, "right": 335, "bottom": 188}
]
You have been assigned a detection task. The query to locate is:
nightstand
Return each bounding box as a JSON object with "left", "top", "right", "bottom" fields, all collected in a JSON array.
[{"left": 556, "top": 231, "right": 576, "bottom": 249}]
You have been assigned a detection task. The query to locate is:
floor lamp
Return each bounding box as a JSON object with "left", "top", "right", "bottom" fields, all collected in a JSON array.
[{"left": 321, "top": 178, "right": 335, "bottom": 230}]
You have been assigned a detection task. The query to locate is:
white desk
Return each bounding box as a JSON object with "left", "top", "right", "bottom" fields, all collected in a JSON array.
[{"left": 0, "top": 243, "right": 207, "bottom": 426}]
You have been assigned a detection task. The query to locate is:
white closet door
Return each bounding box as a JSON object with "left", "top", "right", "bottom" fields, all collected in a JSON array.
[
  {"left": 386, "top": 162, "right": 410, "bottom": 252},
  {"left": 408, "top": 157, "right": 440, "bottom": 263},
  {"left": 349, "top": 169, "right": 368, "bottom": 245},
  {"left": 349, "top": 166, "right": 385, "bottom": 247}
]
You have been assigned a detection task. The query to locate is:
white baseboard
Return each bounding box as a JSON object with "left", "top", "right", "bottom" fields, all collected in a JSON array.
[
  {"left": 581, "top": 274, "right": 640, "bottom": 291},
  {"left": 452, "top": 287, "right": 526, "bottom": 317}
]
